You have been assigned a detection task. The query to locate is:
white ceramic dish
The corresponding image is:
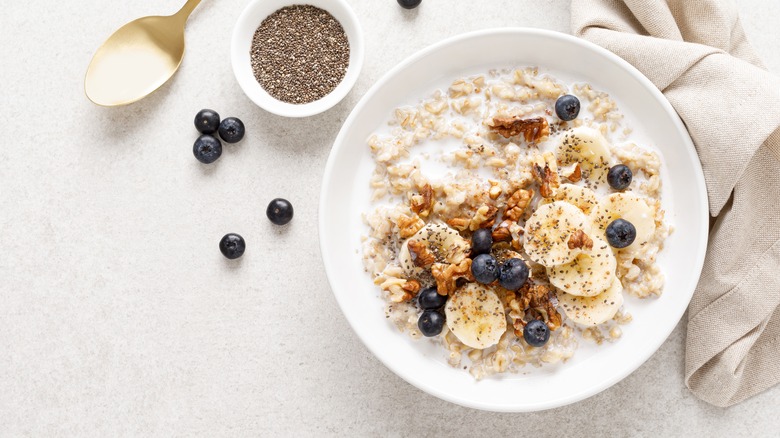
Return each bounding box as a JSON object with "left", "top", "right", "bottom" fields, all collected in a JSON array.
[
  {"left": 231, "top": 0, "right": 364, "bottom": 118},
  {"left": 319, "top": 28, "right": 708, "bottom": 412}
]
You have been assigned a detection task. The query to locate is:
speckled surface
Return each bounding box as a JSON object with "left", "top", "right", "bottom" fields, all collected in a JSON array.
[{"left": 2, "top": 0, "right": 780, "bottom": 435}]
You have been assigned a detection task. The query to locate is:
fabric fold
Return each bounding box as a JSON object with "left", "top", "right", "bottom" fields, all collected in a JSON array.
[{"left": 572, "top": 0, "right": 780, "bottom": 407}]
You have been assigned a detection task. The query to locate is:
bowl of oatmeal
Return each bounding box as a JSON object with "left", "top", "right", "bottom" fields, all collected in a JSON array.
[{"left": 319, "top": 28, "right": 708, "bottom": 412}]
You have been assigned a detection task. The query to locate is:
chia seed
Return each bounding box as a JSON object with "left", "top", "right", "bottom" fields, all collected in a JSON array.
[{"left": 250, "top": 5, "right": 350, "bottom": 104}]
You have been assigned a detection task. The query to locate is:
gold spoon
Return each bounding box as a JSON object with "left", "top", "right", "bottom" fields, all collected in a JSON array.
[{"left": 85, "top": 0, "right": 202, "bottom": 107}]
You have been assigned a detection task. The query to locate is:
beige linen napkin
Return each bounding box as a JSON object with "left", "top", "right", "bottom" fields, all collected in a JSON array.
[{"left": 571, "top": 0, "right": 780, "bottom": 407}]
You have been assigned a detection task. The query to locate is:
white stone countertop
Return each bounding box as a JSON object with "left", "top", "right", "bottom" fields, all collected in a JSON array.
[{"left": 2, "top": 0, "right": 779, "bottom": 435}]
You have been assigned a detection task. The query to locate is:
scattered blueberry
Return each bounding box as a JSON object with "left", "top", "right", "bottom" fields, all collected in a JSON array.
[
  {"left": 606, "top": 219, "right": 637, "bottom": 248},
  {"left": 523, "top": 319, "right": 550, "bottom": 347},
  {"left": 218, "top": 117, "right": 245, "bottom": 143},
  {"left": 498, "top": 258, "right": 529, "bottom": 291},
  {"left": 418, "top": 310, "right": 445, "bottom": 337},
  {"left": 607, "top": 164, "right": 633, "bottom": 190},
  {"left": 555, "top": 94, "right": 581, "bottom": 121},
  {"left": 193, "top": 134, "right": 222, "bottom": 164},
  {"left": 397, "top": 0, "right": 422, "bottom": 9},
  {"left": 471, "top": 254, "right": 499, "bottom": 284},
  {"left": 418, "top": 287, "right": 447, "bottom": 310},
  {"left": 471, "top": 228, "right": 493, "bottom": 256},
  {"left": 219, "top": 233, "right": 246, "bottom": 259},
  {"left": 266, "top": 198, "right": 294, "bottom": 225},
  {"left": 194, "top": 109, "right": 220, "bottom": 134}
]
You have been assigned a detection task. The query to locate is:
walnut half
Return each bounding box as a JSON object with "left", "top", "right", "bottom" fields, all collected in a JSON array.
[
  {"left": 431, "top": 259, "right": 474, "bottom": 296},
  {"left": 504, "top": 188, "right": 533, "bottom": 221},
  {"left": 489, "top": 116, "right": 550, "bottom": 143},
  {"left": 567, "top": 229, "right": 594, "bottom": 251},
  {"left": 407, "top": 239, "right": 436, "bottom": 268}
]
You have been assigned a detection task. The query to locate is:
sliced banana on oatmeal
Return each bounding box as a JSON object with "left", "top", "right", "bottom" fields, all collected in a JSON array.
[
  {"left": 556, "top": 127, "right": 612, "bottom": 187},
  {"left": 445, "top": 283, "right": 507, "bottom": 349},
  {"left": 524, "top": 201, "right": 592, "bottom": 267},
  {"left": 590, "top": 192, "right": 656, "bottom": 253},
  {"left": 547, "top": 236, "right": 617, "bottom": 297},
  {"left": 538, "top": 183, "right": 599, "bottom": 215},
  {"left": 557, "top": 277, "right": 624, "bottom": 326},
  {"left": 398, "top": 223, "right": 470, "bottom": 278}
]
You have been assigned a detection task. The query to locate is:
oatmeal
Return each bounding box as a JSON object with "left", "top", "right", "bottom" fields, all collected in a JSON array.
[{"left": 361, "top": 67, "right": 670, "bottom": 379}]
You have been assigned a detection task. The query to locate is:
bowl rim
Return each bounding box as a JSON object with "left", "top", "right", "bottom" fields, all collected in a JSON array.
[
  {"left": 230, "top": 0, "right": 364, "bottom": 118},
  {"left": 318, "top": 27, "right": 709, "bottom": 412}
]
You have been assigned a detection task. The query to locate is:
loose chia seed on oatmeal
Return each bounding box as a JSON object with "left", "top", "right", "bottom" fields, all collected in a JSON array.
[
  {"left": 361, "top": 67, "right": 671, "bottom": 379},
  {"left": 250, "top": 5, "right": 350, "bottom": 104}
]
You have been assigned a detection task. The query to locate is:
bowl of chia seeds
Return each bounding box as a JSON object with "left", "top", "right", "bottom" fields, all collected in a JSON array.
[{"left": 231, "top": 0, "right": 364, "bottom": 117}]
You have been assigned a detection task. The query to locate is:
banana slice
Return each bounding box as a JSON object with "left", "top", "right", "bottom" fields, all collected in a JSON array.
[
  {"left": 445, "top": 283, "right": 507, "bottom": 349},
  {"left": 524, "top": 201, "right": 592, "bottom": 267},
  {"left": 539, "top": 183, "right": 599, "bottom": 215},
  {"left": 557, "top": 277, "right": 623, "bottom": 326},
  {"left": 547, "top": 237, "right": 617, "bottom": 297},
  {"left": 398, "top": 223, "right": 470, "bottom": 278},
  {"left": 591, "top": 193, "right": 656, "bottom": 253},
  {"left": 556, "top": 127, "right": 612, "bottom": 188}
]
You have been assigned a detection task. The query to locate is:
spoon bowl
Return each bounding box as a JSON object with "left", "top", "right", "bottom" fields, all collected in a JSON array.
[{"left": 85, "top": 0, "right": 201, "bottom": 106}]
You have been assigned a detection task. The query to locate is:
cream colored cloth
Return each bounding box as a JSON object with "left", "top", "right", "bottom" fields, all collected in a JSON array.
[{"left": 572, "top": 0, "right": 780, "bottom": 407}]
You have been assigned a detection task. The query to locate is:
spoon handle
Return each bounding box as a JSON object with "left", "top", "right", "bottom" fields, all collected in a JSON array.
[{"left": 173, "top": 0, "right": 202, "bottom": 22}]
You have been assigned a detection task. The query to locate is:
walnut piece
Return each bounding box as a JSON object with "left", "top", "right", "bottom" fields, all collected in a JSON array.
[
  {"left": 447, "top": 218, "right": 470, "bottom": 231},
  {"left": 531, "top": 165, "right": 558, "bottom": 199},
  {"left": 531, "top": 152, "right": 560, "bottom": 198},
  {"left": 447, "top": 204, "right": 498, "bottom": 232},
  {"left": 492, "top": 226, "right": 512, "bottom": 243},
  {"left": 488, "top": 182, "right": 502, "bottom": 200},
  {"left": 511, "top": 283, "right": 562, "bottom": 333},
  {"left": 397, "top": 214, "right": 425, "bottom": 239},
  {"left": 402, "top": 279, "right": 421, "bottom": 295},
  {"left": 562, "top": 162, "right": 582, "bottom": 183},
  {"left": 431, "top": 259, "right": 474, "bottom": 296},
  {"left": 489, "top": 116, "right": 550, "bottom": 143},
  {"left": 407, "top": 239, "right": 436, "bottom": 268},
  {"left": 567, "top": 229, "right": 594, "bottom": 251},
  {"left": 504, "top": 188, "right": 534, "bottom": 221},
  {"left": 410, "top": 184, "right": 435, "bottom": 217},
  {"left": 469, "top": 204, "right": 498, "bottom": 231},
  {"left": 378, "top": 275, "right": 417, "bottom": 303}
]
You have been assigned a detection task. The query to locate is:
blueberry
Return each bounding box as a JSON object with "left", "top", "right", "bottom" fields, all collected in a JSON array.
[
  {"left": 418, "top": 287, "right": 447, "bottom": 310},
  {"left": 418, "top": 310, "right": 445, "bottom": 337},
  {"left": 607, "top": 164, "right": 633, "bottom": 190},
  {"left": 218, "top": 117, "right": 245, "bottom": 143},
  {"left": 193, "top": 134, "right": 222, "bottom": 164},
  {"left": 555, "top": 94, "right": 581, "bottom": 121},
  {"left": 606, "top": 219, "right": 637, "bottom": 248},
  {"left": 471, "top": 228, "right": 493, "bottom": 256},
  {"left": 266, "top": 198, "right": 294, "bottom": 225},
  {"left": 194, "top": 109, "right": 220, "bottom": 134},
  {"left": 523, "top": 319, "right": 550, "bottom": 347},
  {"left": 498, "top": 258, "right": 529, "bottom": 290},
  {"left": 471, "top": 254, "right": 499, "bottom": 284},
  {"left": 397, "top": 0, "right": 422, "bottom": 9},
  {"left": 219, "top": 233, "right": 246, "bottom": 259}
]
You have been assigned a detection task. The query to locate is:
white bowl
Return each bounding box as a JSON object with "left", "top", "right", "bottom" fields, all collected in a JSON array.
[
  {"left": 231, "top": 0, "right": 364, "bottom": 117},
  {"left": 319, "top": 29, "right": 709, "bottom": 412}
]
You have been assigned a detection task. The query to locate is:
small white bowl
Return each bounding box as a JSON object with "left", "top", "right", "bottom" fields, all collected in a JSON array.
[{"left": 231, "top": 0, "right": 364, "bottom": 118}]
